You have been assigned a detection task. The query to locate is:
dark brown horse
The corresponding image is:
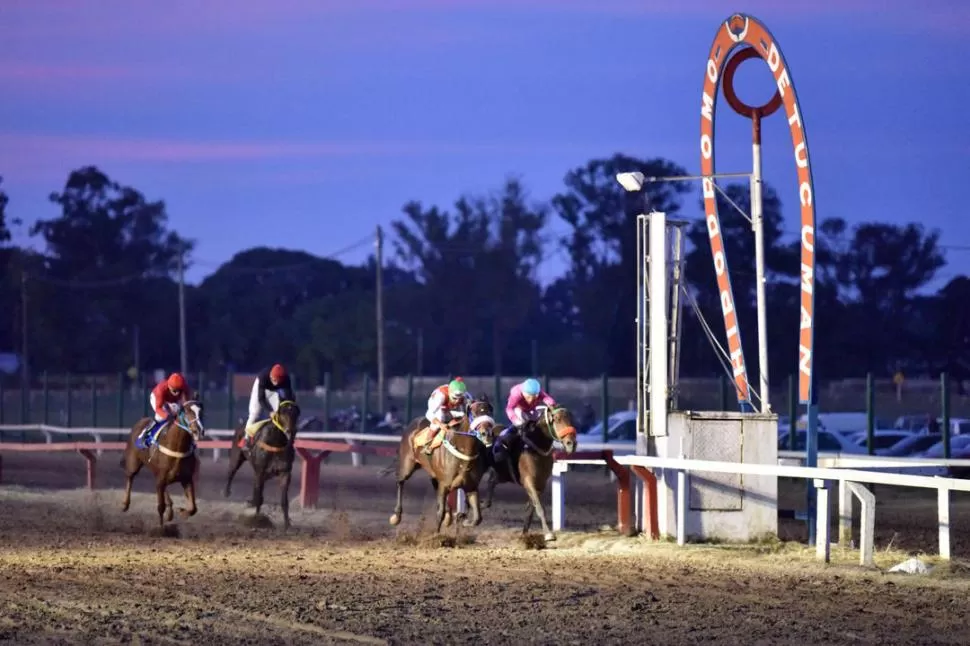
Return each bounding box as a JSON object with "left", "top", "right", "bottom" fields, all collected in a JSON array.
[
  {"left": 223, "top": 400, "right": 301, "bottom": 529},
  {"left": 121, "top": 400, "right": 206, "bottom": 528},
  {"left": 386, "top": 396, "right": 497, "bottom": 534},
  {"left": 483, "top": 405, "right": 578, "bottom": 541}
]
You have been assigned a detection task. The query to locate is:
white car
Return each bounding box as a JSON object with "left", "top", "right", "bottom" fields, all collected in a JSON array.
[
  {"left": 578, "top": 410, "right": 637, "bottom": 452},
  {"left": 777, "top": 428, "right": 866, "bottom": 454},
  {"left": 845, "top": 429, "right": 916, "bottom": 455}
]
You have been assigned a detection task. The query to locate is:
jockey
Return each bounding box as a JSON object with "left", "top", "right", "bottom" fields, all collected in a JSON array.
[
  {"left": 421, "top": 377, "right": 473, "bottom": 454},
  {"left": 494, "top": 378, "right": 556, "bottom": 462},
  {"left": 137, "top": 373, "right": 192, "bottom": 446},
  {"left": 244, "top": 363, "right": 296, "bottom": 444}
]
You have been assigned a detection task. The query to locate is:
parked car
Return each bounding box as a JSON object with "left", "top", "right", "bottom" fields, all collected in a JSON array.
[
  {"left": 882, "top": 432, "right": 943, "bottom": 457},
  {"left": 845, "top": 429, "right": 915, "bottom": 455},
  {"left": 795, "top": 412, "right": 892, "bottom": 435},
  {"left": 893, "top": 416, "right": 970, "bottom": 436},
  {"left": 578, "top": 410, "right": 637, "bottom": 451},
  {"left": 777, "top": 428, "right": 865, "bottom": 454},
  {"left": 918, "top": 435, "right": 970, "bottom": 459}
]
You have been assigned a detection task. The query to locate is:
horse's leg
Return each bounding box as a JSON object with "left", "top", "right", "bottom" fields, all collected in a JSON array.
[
  {"left": 389, "top": 444, "right": 419, "bottom": 526},
  {"left": 251, "top": 470, "right": 266, "bottom": 517},
  {"left": 523, "top": 478, "right": 554, "bottom": 541},
  {"left": 121, "top": 451, "right": 143, "bottom": 512},
  {"left": 429, "top": 478, "right": 452, "bottom": 527},
  {"left": 164, "top": 490, "right": 174, "bottom": 523},
  {"left": 463, "top": 488, "right": 482, "bottom": 527},
  {"left": 224, "top": 431, "right": 247, "bottom": 498},
  {"left": 155, "top": 481, "right": 167, "bottom": 528},
  {"left": 484, "top": 468, "right": 499, "bottom": 509},
  {"left": 279, "top": 469, "right": 292, "bottom": 531},
  {"left": 434, "top": 482, "right": 449, "bottom": 535},
  {"left": 178, "top": 474, "right": 198, "bottom": 518}
]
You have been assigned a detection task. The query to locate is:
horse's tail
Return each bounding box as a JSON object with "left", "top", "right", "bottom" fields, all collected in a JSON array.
[{"left": 377, "top": 456, "right": 398, "bottom": 478}]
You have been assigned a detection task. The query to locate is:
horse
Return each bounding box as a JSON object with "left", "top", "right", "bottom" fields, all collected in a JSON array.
[
  {"left": 223, "top": 400, "right": 301, "bottom": 529},
  {"left": 121, "top": 400, "right": 206, "bottom": 529},
  {"left": 482, "top": 405, "right": 578, "bottom": 541},
  {"left": 386, "top": 395, "right": 497, "bottom": 534}
]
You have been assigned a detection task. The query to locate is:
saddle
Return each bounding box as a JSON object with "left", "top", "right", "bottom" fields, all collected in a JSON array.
[
  {"left": 135, "top": 419, "right": 169, "bottom": 451},
  {"left": 238, "top": 418, "right": 273, "bottom": 448},
  {"left": 412, "top": 423, "right": 446, "bottom": 453}
]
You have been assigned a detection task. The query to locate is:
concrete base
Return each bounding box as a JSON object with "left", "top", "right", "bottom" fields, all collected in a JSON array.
[{"left": 639, "top": 411, "right": 778, "bottom": 542}]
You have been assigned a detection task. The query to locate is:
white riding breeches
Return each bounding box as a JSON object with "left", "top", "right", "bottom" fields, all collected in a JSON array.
[
  {"left": 246, "top": 380, "right": 281, "bottom": 428},
  {"left": 149, "top": 393, "right": 179, "bottom": 422}
]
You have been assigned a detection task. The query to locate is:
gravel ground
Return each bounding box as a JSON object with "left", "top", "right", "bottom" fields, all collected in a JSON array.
[{"left": 1, "top": 452, "right": 970, "bottom": 645}]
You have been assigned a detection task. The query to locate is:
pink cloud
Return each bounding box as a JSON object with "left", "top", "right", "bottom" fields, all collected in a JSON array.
[
  {"left": 0, "top": 62, "right": 139, "bottom": 81},
  {"left": 0, "top": 132, "right": 592, "bottom": 166}
]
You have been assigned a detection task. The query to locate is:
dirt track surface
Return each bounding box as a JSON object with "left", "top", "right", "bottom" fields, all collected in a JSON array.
[{"left": 2, "top": 453, "right": 970, "bottom": 645}]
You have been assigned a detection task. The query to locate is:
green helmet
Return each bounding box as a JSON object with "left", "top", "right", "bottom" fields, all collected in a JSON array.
[{"left": 448, "top": 378, "right": 467, "bottom": 398}]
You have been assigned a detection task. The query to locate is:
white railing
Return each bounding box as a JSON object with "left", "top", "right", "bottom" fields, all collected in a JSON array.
[
  {"left": 0, "top": 424, "right": 636, "bottom": 466},
  {"left": 551, "top": 453, "right": 970, "bottom": 564}
]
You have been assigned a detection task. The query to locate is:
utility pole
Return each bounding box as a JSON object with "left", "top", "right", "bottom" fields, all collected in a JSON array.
[
  {"left": 375, "top": 225, "right": 386, "bottom": 414},
  {"left": 20, "top": 271, "right": 29, "bottom": 400},
  {"left": 416, "top": 328, "right": 424, "bottom": 378},
  {"left": 133, "top": 324, "right": 141, "bottom": 391},
  {"left": 177, "top": 242, "right": 188, "bottom": 376}
]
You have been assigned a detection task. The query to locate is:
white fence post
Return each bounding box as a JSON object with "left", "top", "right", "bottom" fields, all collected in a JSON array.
[
  {"left": 814, "top": 479, "right": 831, "bottom": 563},
  {"left": 838, "top": 480, "right": 853, "bottom": 546},
  {"left": 938, "top": 487, "right": 951, "bottom": 560},
  {"left": 675, "top": 469, "right": 687, "bottom": 546},
  {"left": 551, "top": 462, "right": 567, "bottom": 531},
  {"left": 846, "top": 482, "right": 875, "bottom": 567}
]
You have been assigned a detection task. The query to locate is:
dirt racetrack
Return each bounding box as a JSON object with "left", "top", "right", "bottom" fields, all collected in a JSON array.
[{"left": 2, "top": 451, "right": 970, "bottom": 645}]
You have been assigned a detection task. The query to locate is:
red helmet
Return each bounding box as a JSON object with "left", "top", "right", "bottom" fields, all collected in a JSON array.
[
  {"left": 270, "top": 364, "right": 287, "bottom": 381},
  {"left": 167, "top": 373, "right": 186, "bottom": 391}
]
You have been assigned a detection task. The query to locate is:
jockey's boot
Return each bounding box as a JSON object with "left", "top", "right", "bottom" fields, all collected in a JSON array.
[
  {"left": 137, "top": 419, "right": 161, "bottom": 447},
  {"left": 493, "top": 426, "right": 518, "bottom": 462},
  {"left": 242, "top": 424, "right": 258, "bottom": 449}
]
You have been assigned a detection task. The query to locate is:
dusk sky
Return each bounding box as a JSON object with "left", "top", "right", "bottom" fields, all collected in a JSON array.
[{"left": 2, "top": 0, "right": 968, "bottom": 286}]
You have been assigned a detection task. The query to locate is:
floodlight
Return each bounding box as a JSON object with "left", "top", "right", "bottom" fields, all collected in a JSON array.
[{"left": 615, "top": 171, "right": 645, "bottom": 192}]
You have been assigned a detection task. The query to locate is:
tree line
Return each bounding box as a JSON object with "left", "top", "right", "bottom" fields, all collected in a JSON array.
[{"left": 1, "top": 156, "right": 967, "bottom": 388}]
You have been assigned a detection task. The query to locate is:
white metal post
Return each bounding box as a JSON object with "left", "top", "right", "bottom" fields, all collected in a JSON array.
[
  {"left": 751, "top": 131, "right": 770, "bottom": 412},
  {"left": 649, "top": 212, "right": 668, "bottom": 438},
  {"left": 551, "top": 462, "right": 567, "bottom": 531},
  {"left": 668, "top": 224, "right": 685, "bottom": 410}
]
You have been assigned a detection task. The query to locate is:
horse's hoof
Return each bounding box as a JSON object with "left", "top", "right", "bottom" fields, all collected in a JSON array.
[
  {"left": 389, "top": 513, "right": 401, "bottom": 526},
  {"left": 223, "top": 488, "right": 231, "bottom": 498},
  {"left": 443, "top": 513, "right": 453, "bottom": 527},
  {"left": 544, "top": 532, "right": 556, "bottom": 542},
  {"left": 165, "top": 510, "right": 174, "bottom": 522},
  {"left": 121, "top": 504, "right": 129, "bottom": 513}
]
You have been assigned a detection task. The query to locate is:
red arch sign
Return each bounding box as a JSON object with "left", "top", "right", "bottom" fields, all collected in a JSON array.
[{"left": 700, "top": 13, "right": 817, "bottom": 406}]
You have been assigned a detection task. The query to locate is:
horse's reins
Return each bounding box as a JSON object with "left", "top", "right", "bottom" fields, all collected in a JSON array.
[
  {"left": 153, "top": 404, "right": 204, "bottom": 460},
  {"left": 521, "top": 406, "right": 569, "bottom": 457},
  {"left": 256, "top": 401, "right": 297, "bottom": 453}
]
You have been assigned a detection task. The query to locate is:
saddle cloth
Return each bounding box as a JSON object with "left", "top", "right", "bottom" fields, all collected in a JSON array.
[
  {"left": 238, "top": 418, "right": 273, "bottom": 448},
  {"left": 135, "top": 420, "right": 166, "bottom": 451},
  {"left": 412, "top": 425, "right": 445, "bottom": 452}
]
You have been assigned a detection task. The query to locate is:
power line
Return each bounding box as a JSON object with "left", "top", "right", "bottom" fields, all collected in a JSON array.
[{"left": 21, "top": 234, "right": 375, "bottom": 289}]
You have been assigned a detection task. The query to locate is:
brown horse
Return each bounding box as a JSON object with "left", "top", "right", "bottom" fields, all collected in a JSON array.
[
  {"left": 483, "top": 405, "right": 578, "bottom": 541},
  {"left": 387, "top": 396, "right": 497, "bottom": 534},
  {"left": 121, "top": 400, "right": 206, "bottom": 528},
  {"left": 223, "top": 400, "right": 301, "bottom": 529}
]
